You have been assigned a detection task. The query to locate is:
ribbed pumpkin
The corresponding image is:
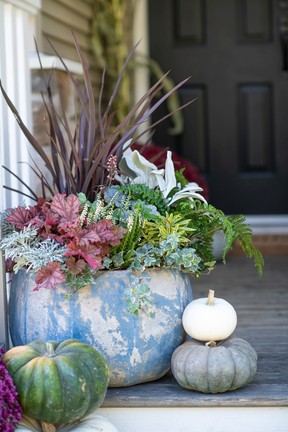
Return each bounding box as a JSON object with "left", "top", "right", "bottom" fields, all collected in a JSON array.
[
  {"left": 4, "top": 339, "right": 109, "bottom": 429},
  {"left": 171, "top": 337, "right": 257, "bottom": 393}
]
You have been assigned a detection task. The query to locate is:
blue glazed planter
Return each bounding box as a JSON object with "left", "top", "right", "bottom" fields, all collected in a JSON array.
[{"left": 9, "top": 268, "right": 192, "bottom": 387}]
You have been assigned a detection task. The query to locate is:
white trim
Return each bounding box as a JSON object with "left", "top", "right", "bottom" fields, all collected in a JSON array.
[
  {"left": 0, "top": 0, "right": 41, "bottom": 348},
  {"left": 133, "top": 0, "right": 149, "bottom": 104},
  {"left": 98, "top": 407, "right": 288, "bottom": 432},
  {"left": 30, "top": 52, "right": 83, "bottom": 75},
  {"left": 4, "top": 0, "right": 41, "bottom": 14},
  {"left": 1, "top": 1, "right": 33, "bottom": 209},
  {"left": 245, "top": 215, "right": 288, "bottom": 234},
  {"left": 133, "top": 0, "right": 150, "bottom": 142}
]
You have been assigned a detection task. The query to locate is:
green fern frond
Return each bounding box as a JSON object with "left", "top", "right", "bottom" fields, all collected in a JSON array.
[{"left": 226, "top": 215, "right": 264, "bottom": 276}]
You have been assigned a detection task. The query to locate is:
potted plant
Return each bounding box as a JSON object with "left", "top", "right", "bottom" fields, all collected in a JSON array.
[{"left": 0, "top": 33, "right": 263, "bottom": 387}]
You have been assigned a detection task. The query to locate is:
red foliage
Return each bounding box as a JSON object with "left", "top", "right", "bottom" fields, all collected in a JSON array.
[
  {"left": 66, "top": 257, "right": 86, "bottom": 275},
  {"left": 35, "top": 262, "right": 66, "bottom": 290},
  {"left": 6, "top": 206, "right": 35, "bottom": 230},
  {"left": 50, "top": 193, "right": 81, "bottom": 230},
  {"left": 64, "top": 242, "right": 104, "bottom": 270},
  {"left": 6, "top": 193, "right": 127, "bottom": 290}
]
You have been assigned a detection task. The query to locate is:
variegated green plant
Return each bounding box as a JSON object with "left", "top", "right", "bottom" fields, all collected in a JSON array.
[{"left": 0, "top": 33, "right": 264, "bottom": 315}]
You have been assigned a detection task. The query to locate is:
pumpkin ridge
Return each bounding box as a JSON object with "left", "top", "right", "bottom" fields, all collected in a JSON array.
[
  {"left": 226, "top": 338, "right": 258, "bottom": 365},
  {"left": 55, "top": 339, "right": 80, "bottom": 352},
  {"left": 227, "top": 340, "right": 257, "bottom": 385},
  {"left": 39, "top": 357, "right": 64, "bottom": 424},
  {"left": 52, "top": 342, "right": 109, "bottom": 424},
  {"left": 56, "top": 352, "right": 103, "bottom": 418},
  {"left": 178, "top": 343, "right": 197, "bottom": 389},
  {"left": 57, "top": 341, "right": 109, "bottom": 409},
  {"left": 23, "top": 358, "right": 52, "bottom": 422},
  {"left": 53, "top": 355, "right": 91, "bottom": 425},
  {"left": 4, "top": 346, "right": 38, "bottom": 374},
  {"left": 237, "top": 341, "right": 257, "bottom": 362},
  {"left": 227, "top": 347, "right": 252, "bottom": 389},
  {"left": 13, "top": 357, "right": 39, "bottom": 412},
  {"left": 189, "top": 344, "right": 210, "bottom": 392},
  {"left": 223, "top": 343, "right": 236, "bottom": 383},
  {"left": 207, "top": 345, "right": 235, "bottom": 393}
]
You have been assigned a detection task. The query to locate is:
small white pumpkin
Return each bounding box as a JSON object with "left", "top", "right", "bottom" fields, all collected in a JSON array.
[
  {"left": 16, "top": 414, "right": 119, "bottom": 432},
  {"left": 182, "top": 289, "right": 237, "bottom": 342}
]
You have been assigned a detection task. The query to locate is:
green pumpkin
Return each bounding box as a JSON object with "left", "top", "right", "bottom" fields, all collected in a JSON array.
[
  {"left": 171, "top": 337, "right": 257, "bottom": 393},
  {"left": 4, "top": 339, "right": 109, "bottom": 428}
]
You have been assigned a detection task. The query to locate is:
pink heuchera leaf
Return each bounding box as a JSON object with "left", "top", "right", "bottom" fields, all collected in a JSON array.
[
  {"left": 6, "top": 206, "right": 33, "bottom": 230},
  {"left": 64, "top": 226, "right": 102, "bottom": 246},
  {"left": 66, "top": 257, "right": 86, "bottom": 275},
  {"left": 64, "top": 242, "right": 103, "bottom": 270},
  {"left": 92, "top": 220, "right": 127, "bottom": 244},
  {"left": 35, "top": 262, "right": 66, "bottom": 290},
  {"left": 5, "top": 197, "right": 60, "bottom": 236},
  {"left": 92, "top": 220, "right": 116, "bottom": 243},
  {"left": 50, "top": 193, "right": 81, "bottom": 230}
]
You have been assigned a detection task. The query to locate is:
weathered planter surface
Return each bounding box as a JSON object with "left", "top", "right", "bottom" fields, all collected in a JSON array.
[{"left": 9, "top": 269, "right": 192, "bottom": 387}]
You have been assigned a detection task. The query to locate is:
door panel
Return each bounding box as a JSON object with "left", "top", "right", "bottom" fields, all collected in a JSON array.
[{"left": 149, "top": 0, "right": 288, "bottom": 214}]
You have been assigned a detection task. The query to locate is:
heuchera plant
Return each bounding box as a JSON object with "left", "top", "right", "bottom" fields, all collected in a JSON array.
[
  {"left": 0, "top": 33, "right": 264, "bottom": 313},
  {"left": 2, "top": 193, "right": 126, "bottom": 291},
  {"left": 0, "top": 349, "right": 22, "bottom": 431},
  {"left": 0, "top": 149, "right": 264, "bottom": 313}
]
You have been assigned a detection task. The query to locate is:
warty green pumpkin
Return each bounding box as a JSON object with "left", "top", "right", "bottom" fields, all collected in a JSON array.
[
  {"left": 4, "top": 339, "right": 110, "bottom": 430},
  {"left": 171, "top": 336, "right": 257, "bottom": 393}
]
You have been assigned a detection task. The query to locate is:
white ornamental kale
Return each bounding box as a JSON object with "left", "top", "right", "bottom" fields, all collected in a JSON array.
[{"left": 118, "top": 146, "right": 207, "bottom": 207}]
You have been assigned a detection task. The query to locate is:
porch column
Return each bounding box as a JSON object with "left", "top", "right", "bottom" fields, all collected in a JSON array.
[{"left": 0, "top": 0, "right": 41, "bottom": 349}]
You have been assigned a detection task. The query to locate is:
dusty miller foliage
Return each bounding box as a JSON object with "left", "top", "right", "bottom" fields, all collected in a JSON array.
[
  {"left": 0, "top": 34, "right": 264, "bottom": 315},
  {"left": 0, "top": 180, "right": 264, "bottom": 315}
]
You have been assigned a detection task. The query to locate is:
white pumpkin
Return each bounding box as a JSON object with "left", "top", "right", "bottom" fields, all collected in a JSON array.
[
  {"left": 182, "top": 289, "right": 237, "bottom": 342},
  {"left": 16, "top": 414, "right": 119, "bottom": 432}
]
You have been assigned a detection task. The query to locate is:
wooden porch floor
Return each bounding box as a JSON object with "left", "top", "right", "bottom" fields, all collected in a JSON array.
[{"left": 100, "top": 255, "right": 288, "bottom": 427}]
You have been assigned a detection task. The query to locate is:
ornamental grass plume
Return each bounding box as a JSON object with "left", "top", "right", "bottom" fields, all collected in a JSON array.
[{"left": 0, "top": 348, "right": 22, "bottom": 431}]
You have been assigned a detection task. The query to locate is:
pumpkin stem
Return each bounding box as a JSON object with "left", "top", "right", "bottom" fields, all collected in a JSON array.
[
  {"left": 45, "top": 342, "right": 55, "bottom": 357},
  {"left": 205, "top": 340, "right": 217, "bottom": 347},
  {"left": 41, "top": 422, "right": 56, "bottom": 432},
  {"left": 207, "top": 289, "right": 215, "bottom": 305}
]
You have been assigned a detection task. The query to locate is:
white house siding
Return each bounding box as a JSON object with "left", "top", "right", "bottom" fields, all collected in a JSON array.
[{"left": 39, "top": 0, "right": 94, "bottom": 62}]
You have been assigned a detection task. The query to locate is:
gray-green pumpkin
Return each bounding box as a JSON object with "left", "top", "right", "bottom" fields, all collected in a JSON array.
[{"left": 171, "top": 337, "right": 257, "bottom": 393}]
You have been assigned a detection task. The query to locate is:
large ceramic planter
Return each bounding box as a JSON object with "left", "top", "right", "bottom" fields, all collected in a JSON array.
[{"left": 9, "top": 268, "right": 192, "bottom": 387}]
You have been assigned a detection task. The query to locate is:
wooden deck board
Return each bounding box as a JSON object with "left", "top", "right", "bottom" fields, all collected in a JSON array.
[{"left": 103, "top": 255, "right": 288, "bottom": 408}]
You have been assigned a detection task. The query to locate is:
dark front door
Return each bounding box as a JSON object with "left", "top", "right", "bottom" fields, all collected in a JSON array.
[{"left": 149, "top": 0, "right": 288, "bottom": 214}]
